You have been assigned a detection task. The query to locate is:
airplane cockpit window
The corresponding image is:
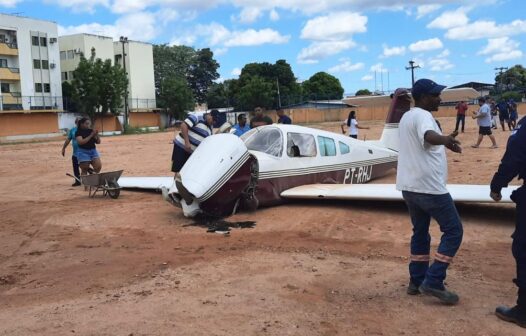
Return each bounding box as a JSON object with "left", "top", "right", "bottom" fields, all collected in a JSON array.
[
  {"left": 242, "top": 127, "right": 283, "bottom": 157},
  {"left": 287, "top": 132, "right": 317, "bottom": 157},
  {"left": 339, "top": 141, "right": 350, "bottom": 154},
  {"left": 318, "top": 136, "right": 337, "bottom": 156}
]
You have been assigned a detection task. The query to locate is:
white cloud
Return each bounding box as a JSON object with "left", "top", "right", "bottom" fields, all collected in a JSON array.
[
  {"left": 361, "top": 75, "right": 373, "bottom": 81},
  {"left": 231, "top": 67, "right": 242, "bottom": 76},
  {"left": 175, "top": 23, "right": 289, "bottom": 48},
  {"left": 478, "top": 37, "right": 524, "bottom": 63},
  {"left": 45, "top": 0, "right": 109, "bottom": 13},
  {"left": 409, "top": 38, "right": 443, "bottom": 52},
  {"left": 427, "top": 58, "right": 453, "bottom": 71},
  {"left": 328, "top": 60, "right": 364, "bottom": 73},
  {"left": 437, "top": 49, "right": 450, "bottom": 58},
  {"left": 427, "top": 8, "right": 469, "bottom": 29},
  {"left": 485, "top": 50, "right": 523, "bottom": 63},
  {"left": 225, "top": 28, "right": 289, "bottom": 46},
  {"left": 237, "top": 7, "right": 262, "bottom": 24},
  {"left": 297, "top": 40, "right": 356, "bottom": 64},
  {"left": 59, "top": 12, "right": 159, "bottom": 41},
  {"left": 446, "top": 19, "right": 526, "bottom": 40},
  {"left": 381, "top": 44, "right": 406, "bottom": 58},
  {"left": 269, "top": 8, "right": 279, "bottom": 21},
  {"left": 300, "top": 12, "right": 367, "bottom": 41},
  {"left": 416, "top": 4, "right": 441, "bottom": 19},
  {"left": 370, "top": 63, "right": 387, "bottom": 73},
  {"left": 0, "top": 0, "right": 22, "bottom": 7},
  {"left": 214, "top": 47, "right": 228, "bottom": 56}
]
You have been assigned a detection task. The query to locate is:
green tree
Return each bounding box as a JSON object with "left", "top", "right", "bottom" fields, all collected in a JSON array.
[
  {"left": 355, "top": 89, "right": 372, "bottom": 96},
  {"left": 159, "top": 77, "right": 195, "bottom": 120},
  {"left": 153, "top": 44, "right": 220, "bottom": 106},
  {"left": 302, "top": 72, "right": 344, "bottom": 100},
  {"left": 234, "top": 59, "right": 300, "bottom": 109},
  {"left": 495, "top": 65, "right": 526, "bottom": 92},
  {"left": 237, "top": 76, "right": 274, "bottom": 111},
  {"left": 206, "top": 83, "right": 228, "bottom": 109},
  {"left": 69, "top": 49, "right": 128, "bottom": 120},
  {"left": 187, "top": 48, "right": 220, "bottom": 104}
]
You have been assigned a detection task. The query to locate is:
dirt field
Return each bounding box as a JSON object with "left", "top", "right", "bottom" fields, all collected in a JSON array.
[{"left": 0, "top": 117, "right": 523, "bottom": 335}]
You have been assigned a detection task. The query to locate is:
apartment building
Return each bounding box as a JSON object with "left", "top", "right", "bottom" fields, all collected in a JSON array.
[
  {"left": 59, "top": 33, "right": 156, "bottom": 110},
  {"left": 0, "top": 13, "right": 63, "bottom": 111}
]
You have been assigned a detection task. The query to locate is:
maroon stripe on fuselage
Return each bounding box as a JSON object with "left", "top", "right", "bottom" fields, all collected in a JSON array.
[
  {"left": 255, "top": 161, "right": 397, "bottom": 206},
  {"left": 200, "top": 156, "right": 256, "bottom": 217}
]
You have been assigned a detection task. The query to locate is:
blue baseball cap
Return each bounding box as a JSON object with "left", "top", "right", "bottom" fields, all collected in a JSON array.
[{"left": 411, "top": 79, "right": 446, "bottom": 99}]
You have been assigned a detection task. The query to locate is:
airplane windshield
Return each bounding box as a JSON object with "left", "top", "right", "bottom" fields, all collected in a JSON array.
[{"left": 241, "top": 127, "right": 283, "bottom": 157}]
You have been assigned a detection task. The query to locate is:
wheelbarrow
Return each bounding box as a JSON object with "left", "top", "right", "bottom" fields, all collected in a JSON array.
[{"left": 67, "top": 170, "right": 123, "bottom": 199}]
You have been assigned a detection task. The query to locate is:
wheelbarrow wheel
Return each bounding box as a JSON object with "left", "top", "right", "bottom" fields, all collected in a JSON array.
[{"left": 107, "top": 181, "right": 120, "bottom": 199}]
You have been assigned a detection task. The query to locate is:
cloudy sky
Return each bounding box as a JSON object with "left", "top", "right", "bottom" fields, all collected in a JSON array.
[{"left": 2, "top": 0, "right": 525, "bottom": 94}]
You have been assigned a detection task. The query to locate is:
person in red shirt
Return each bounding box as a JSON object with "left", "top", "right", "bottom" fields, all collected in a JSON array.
[{"left": 454, "top": 100, "right": 468, "bottom": 133}]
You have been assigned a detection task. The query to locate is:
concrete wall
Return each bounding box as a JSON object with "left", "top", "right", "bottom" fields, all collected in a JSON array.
[
  {"left": 129, "top": 112, "right": 160, "bottom": 127},
  {"left": 0, "top": 112, "right": 59, "bottom": 137}
]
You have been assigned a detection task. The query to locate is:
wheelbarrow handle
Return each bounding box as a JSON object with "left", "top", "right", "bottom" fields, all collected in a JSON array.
[{"left": 66, "top": 173, "right": 82, "bottom": 184}]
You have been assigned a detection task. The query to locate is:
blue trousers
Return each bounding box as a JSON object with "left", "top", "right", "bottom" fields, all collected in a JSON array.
[
  {"left": 511, "top": 186, "right": 526, "bottom": 307},
  {"left": 72, "top": 155, "right": 80, "bottom": 179},
  {"left": 455, "top": 115, "right": 465, "bottom": 132},
  {"left": 402, "top": 191, "right": 464, "bottom": 289}
]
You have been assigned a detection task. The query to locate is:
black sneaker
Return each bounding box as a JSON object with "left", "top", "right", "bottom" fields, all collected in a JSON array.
[
  {"left": 407, "top": 282, "right": 420, "bottom": 295},
  {"left": 72, "top": 181, "right": 81, "bottom": 187},
  {"left": 496, "top": 305, "right": 526, "bottom": 328},
  {"left": 419, "top": 283, "right": 459, "bottom": 305}
]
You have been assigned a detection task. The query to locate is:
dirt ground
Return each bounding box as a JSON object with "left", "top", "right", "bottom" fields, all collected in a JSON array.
[{"left": 0, "top": 116, "right": 523, "bottom": 335}]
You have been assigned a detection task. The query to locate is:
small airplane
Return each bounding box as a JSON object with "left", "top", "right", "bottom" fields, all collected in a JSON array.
[{"left": 118, "top": 88, "right": 517, "bottom": 217}]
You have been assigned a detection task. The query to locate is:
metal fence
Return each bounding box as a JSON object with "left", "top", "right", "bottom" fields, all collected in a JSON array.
[{"left": 0, "top": 95, "right": 63, "bottom": 111}]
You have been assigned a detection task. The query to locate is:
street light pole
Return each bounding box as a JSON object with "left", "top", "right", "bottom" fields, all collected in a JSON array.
[
  {"left": 405, "top": 60, "right": 420, "bottom": 87},
  {"left": 119, "top": 36, "right": 129, "bottom": 127}
]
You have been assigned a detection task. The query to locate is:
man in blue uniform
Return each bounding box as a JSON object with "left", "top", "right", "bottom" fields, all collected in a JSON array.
[{"left": 490, "top": 115, "right": 526, "bottom": 328}]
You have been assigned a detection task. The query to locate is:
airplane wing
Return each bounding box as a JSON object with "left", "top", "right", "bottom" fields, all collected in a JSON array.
[
  {"left": 281, "top": 184, "right": 518, "bottom": 203},
  {"left": 118, "top": 176, "right": 175, "bottom": 191}
]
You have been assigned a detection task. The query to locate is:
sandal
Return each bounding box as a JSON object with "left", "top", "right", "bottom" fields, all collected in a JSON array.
[{"left": 471, "top": 145, "right": 479, "bottom": 148}]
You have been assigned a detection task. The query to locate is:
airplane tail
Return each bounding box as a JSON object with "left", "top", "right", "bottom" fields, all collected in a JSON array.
[{"left": 368, "top": 88, "right": 411, "bottom": 152}]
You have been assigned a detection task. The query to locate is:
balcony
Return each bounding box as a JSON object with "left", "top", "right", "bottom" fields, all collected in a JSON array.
[
  {"left": 0, "top": 42, "right": 18, "bottom": 56},
  {"left": 0, "top": 67, "right": 20, "bottom": 81}
]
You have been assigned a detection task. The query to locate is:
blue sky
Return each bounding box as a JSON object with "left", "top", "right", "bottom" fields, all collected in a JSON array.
[{"left": 2, "top": 0, "right": 525, "bottom": 95}]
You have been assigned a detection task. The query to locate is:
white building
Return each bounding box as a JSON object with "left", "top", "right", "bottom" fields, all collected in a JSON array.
[
  {"left": 0, "top": 14, "right": 63, "bottom": 111},
  {"left": 113, "top": 39, "right": 156, "bottom": 110},
  {"left": 58, "top": 33, "right": 156, "bottom": 111},
  {"left": 58, "top": 33, "right": 114, "bottom": 82}
]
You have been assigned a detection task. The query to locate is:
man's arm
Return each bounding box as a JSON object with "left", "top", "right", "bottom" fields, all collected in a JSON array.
[
  {"left": 61, "top": 138, "right": 71, "bottom": 156},
  {"left": 424, "top": 130, "right": 462, "bottom": 153},
  {"left": 490, "top": 121, "right": 526, "bottom": 200},
  {"left": 180, "top": 123, "right": 191, "bottom": 153}
]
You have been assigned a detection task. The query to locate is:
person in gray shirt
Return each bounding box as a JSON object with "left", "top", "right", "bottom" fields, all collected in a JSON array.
[{"left": 471, "top": 97, "right": 498, "bottom": 149}]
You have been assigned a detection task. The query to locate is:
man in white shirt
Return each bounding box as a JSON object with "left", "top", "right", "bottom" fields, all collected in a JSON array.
[
  {"left": 471, "top": 97, "right": 498, "bottom": 149},
  {"left": 397, "top": 78, "right": 463, "bottom": 305}
]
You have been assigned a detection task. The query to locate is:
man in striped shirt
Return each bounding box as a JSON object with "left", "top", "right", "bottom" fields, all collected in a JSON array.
[{"left": 171, "top": 113, "right": 214, "bottom": 173}]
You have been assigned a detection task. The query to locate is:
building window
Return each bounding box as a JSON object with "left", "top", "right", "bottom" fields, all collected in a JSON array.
[
  {"left": 44, "top": 83, "right": 50, "bottom": 93},
  {"left": 0, "top": 34, "right": 5, "bottom": 43},
  {"left": 41, "top": 60, "right": 49, "bottom": 69},
  {"left": 67, "top": 50, "right": 74, "bottom": 59},
  {"left": 60, "top": 51, "right": 66, "bottom": 60},
  {"left": 40, "top": 37, "right": 47, "bottom": 47},
  {"left": 33, "top": 59, "right": 41, "bottom": 69},
  {"left": 35, "top": 83, "right": 42, "bottom": 93},
  {"left": 61, "top": 72, "right": 68, "bottom": 81},
  {"left": 1, "top": 83, "right": 10, "bottom": 93},
  {"left": 0, "top": 59, "right": 7, "bottom": 68},
  {"left": 69, "top": 71, "right": 74, "bottom": 80},
  {"left": 31, "top": 36, "right": 39, "bottom": 46}
]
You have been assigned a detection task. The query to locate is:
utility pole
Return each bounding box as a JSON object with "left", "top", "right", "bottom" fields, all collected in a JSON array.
[
  {"left": 276, "top": 78, "right": 281, "bottom": 109},
  {"left": 406, "top": 60, "right": 420, "bottom": 87},
  {"left": 119, "top": 36, "right": 129, "bottom": 127},
  {"left": 494, "top": 67, "right": 508, "bottom": 93}
]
